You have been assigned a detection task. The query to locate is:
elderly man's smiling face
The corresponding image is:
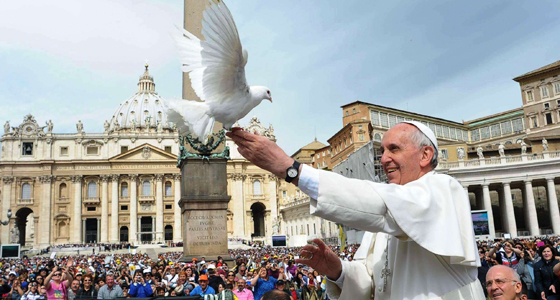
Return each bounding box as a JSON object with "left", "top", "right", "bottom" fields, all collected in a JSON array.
[{"left": 381, "top": 123, "right": 434, "bottom": 185}]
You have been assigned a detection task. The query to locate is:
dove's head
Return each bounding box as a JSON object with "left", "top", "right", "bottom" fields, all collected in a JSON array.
[{"left": 251, "top": 86, "right": 272, "bottom": 103}]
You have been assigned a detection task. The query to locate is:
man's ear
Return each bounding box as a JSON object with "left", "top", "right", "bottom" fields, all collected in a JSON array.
[
  {"left": 419, "top": 146, "right": 434, "bottom": 168},
  {"left": 515, "top": 281, "right": 522, "bottom": 294}
]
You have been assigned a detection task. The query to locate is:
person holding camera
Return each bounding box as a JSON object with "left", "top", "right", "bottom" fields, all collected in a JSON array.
[
  {"left": 488, "top": 241, "right": 523, "bottom": 270},
  {"left": 128, "top": 270, "right": 153, "bottom": 298},
  {"left": 21, "top": 281, "right": 41, "bottom": 300},
  {"left": 44, "top": 258, "right": 73, "bottom": 300}
]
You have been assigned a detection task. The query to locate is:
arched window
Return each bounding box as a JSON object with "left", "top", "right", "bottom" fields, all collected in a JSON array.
[
  {"left": 165, "top": 181, "right": 172, "bottom": 197},
  {"left": 253, "top": 180, "right": 262, "bottom": 195},
  {"left": 142, "top": 180, "right": 151, "bottom": 196},
  {"left": 121, "top": 182, "right": 128, "bottom": 197},
  {"left": 374, "top": 133, "right": 382, "bottom": 142},
  {"left": 59, "top": 183, "right": 67, "bottom": 199},
  {"left": 22, "top": 183, "right": 31, "bottom": 200},
  {"left": 87, "top": 182, "right": 97, "bottom": 198}
]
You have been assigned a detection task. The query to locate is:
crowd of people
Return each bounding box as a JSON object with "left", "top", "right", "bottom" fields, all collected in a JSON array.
[
  {"left": 478, "top": 236, "right": 560, "bottom": 299},
  {"left": 9, "top": 235, "right": 560, "bottom": 300},
  {"left": 0, "top": 243, "right": 362, "bottom": 300}
]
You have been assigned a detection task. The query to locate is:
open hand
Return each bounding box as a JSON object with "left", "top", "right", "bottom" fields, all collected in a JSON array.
[
  {"left": 226, "top": 130, "right": 293, "bottom": 179},
  {"left": 295, "top": 239, "right": 342, "bottom": 280}
]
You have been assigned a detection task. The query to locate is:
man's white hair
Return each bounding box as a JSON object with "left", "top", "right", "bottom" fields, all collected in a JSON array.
[{"left": 408, "top": 128, "right": 438, "bottom": 169}]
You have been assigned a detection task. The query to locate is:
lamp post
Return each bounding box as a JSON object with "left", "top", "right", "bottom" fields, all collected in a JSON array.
[{"left": 0, "top": 209, "right": 12, "bottom": 226}]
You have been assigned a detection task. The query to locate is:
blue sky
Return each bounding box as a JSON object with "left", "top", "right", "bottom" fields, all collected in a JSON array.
[{"left": 1, "top": 0, "right": 559, "bottom": 155}]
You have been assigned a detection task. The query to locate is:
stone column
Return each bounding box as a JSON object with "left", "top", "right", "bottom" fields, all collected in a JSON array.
[
  {"left": 1, "top": 177, "right": 13, "bottom": 243},
  {"left": 97, "top": 218, "right": 101, "bottom": 242},
  {"left": 481, "top": 183, "right": 496, "bottom": 237},
  {"left": 38, "top": 175, "right": 53, "bottom": 247},
  {"left": 231, "top": 173, "right": 245, "bottom": 237},
  {"left": 155, "top": 174, "right": 164, "bottom": 242},
  {"left": 82, "top": 219, "right": 86, "bottom": 243},
  {"left": 129, "top": 174, "right": 138, "bottom": 244},
  {"left": 268, "top": 174, "right": 278, "bottom": 231},
  {"left": 111, "top": 174, "right": 119, "bottom": 243},
  {"left": 152, "top": 217, "right": 156, "bottom": 242},
  {"left": 523, "top": 180, "right": 540, "bottom": 236},
  {"left": 173, "top": 174, "right": 182, "bottom": 243},
  {"left": 503, "top": 182, "right": 517, "bottom": 237},
  {"left": 71, "top": 175, "right": 83, "bottom": 243},
  {"left": 100, "top": 175, "right": 109, "bottom": 242},
  {"left": 546, "top": 178, "right": 560, "bottom": 235},
  {"left": 182, "top": 0, "right": 206, "bottom": 101}
]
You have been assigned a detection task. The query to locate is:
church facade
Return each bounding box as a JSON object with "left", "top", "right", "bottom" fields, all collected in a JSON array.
[{"left": 0, "top": 66, "right": 280, "bottom": 248}]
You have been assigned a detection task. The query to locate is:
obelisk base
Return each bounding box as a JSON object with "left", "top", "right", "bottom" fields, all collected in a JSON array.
[{"left": 178, "top": 159, "right": 232, "bottom": 265}]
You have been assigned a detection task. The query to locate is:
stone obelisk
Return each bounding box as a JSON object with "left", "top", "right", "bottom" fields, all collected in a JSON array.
[{"left": 179, "top": 0, "right": 231, "bottom": 263}]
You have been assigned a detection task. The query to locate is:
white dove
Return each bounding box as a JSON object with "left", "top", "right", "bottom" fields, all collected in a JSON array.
[{"left": 165, "top": 0, "right": 272, "bottom": 142}]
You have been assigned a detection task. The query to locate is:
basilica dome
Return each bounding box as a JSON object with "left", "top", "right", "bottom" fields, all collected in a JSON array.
[{"left": 108, "top": 64, "right": 174, "bottom": 133}]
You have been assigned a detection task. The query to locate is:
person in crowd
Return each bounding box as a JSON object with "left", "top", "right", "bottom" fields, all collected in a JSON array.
[
  {"left": 274, "top": 280, "right": 292, "bottom": 300},
  {"left": 534, "top": 245, "right": 560, "bottom": 300},
  {"left": 516, "top": 245, "right": 537, "bottom": 299},
  {"left": 488, "top": 241, "right": 523, "bottom": 270},
  {"left": 67, "top": 279, "right": 81, "bottom": 300},
  {"left": 143, "top": 271, "right": 153, "bottom": 285},
  {"left": 288, "top": 284, "right": 297, "bottom": 300},
  {"left": 8, "top": 277, "right": 23, "bottom": 300},
  {"left": 268, "top": 264, "right": 280, "bottom": 280},
  {"left": 97, "top": 274, "right": 123, "bottom": 299},
  {"left": 486, "top": 265, "right": 522, "bottom": 300},
  {"left": 209, "top": 268, "right": 226, "bottom": 293},
  {"left": 262, "top": 289, "right": 291, "bottom": 300},
  {"left": 226, "top": 271, "right": 236, "bottom": 288},
  {"left": 236, "top": 265, "right": 248, "bottom": 282},
  {"left": 44, "top": 259, "right": 73, "bottom": 300},
  {"left": 191, "top": 275, "right": 215, "bottom": 296},
  {"left": 76, "top": 274, "right": 97, "bottom": 299},
  {"left": 173, "top": 271, "right": 189, "bottom": 296},
  {"left": 478, "top": 247, "right": 491, "bottom": 296},
  {"left": 250, "top": 266, "right": 283, "bottom": 300},
  {"left": 128, "top": 270, "right": 153, "bottom": 298},
  {"left": 116, "top": 268, "right": 131, "bottom": 287},
  {"left": 233, "top": 278, "right": 253, "bottom": 300},
  {"left": 155, "top": 286, "right": 166, "bottom": 296},
  {"left": 21, "top": 282, "right": 40, "bottom": 300},
  {"left": 293, "top": 272, "right": 306, "bottom": 300}
]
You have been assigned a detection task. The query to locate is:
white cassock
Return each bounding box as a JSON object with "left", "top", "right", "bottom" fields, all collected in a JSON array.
[{"left": 298, "top": 165, "right": 486, "bottom": 300}]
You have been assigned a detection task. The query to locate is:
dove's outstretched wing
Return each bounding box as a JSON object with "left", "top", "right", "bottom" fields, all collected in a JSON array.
[{"left": 173, "top": 0, "right": 249, "bottom": 105}]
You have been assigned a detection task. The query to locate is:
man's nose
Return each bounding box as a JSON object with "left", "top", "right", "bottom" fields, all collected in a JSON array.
[{"left": 380, "top": 152, "right": 390, "bottom": 165}]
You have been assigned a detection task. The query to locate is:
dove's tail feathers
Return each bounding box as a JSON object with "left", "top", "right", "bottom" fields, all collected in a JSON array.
[{"left": 164, "top": 99, "right": 215, "bottom": 143}]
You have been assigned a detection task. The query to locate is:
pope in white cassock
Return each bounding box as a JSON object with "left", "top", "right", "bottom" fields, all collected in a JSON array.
[{"left": 227, "top": 121, "right": 485, "bottom": 300}]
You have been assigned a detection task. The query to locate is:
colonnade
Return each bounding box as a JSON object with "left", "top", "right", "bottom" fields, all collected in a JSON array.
[{"left": 465, "top": 177, "right": 559, "bottom": 238}]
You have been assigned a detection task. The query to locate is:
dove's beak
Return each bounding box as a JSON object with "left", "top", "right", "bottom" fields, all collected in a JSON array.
[{"left": 269, "top": 98, "right": 273, "bottom": 103}]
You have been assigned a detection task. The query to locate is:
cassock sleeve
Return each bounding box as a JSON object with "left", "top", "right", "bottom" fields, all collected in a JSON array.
[
  {"left": 309, "top": 168, "right": 477, "bottom": 267},
  {"left": 325, "top": 260, "right": 372, "bottom": 300}
]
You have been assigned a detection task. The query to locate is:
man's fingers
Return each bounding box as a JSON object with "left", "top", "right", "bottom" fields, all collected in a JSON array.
[
  {"left": 313, "top": 239, "right": 328, "bottom": 252},
  {"left": 231, "top": 128, "right": 261, "bottom": 142}
]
